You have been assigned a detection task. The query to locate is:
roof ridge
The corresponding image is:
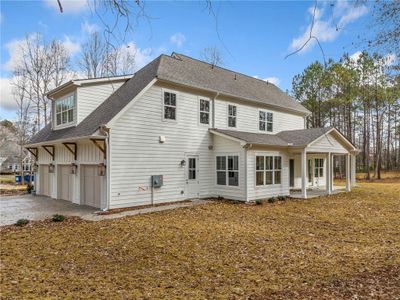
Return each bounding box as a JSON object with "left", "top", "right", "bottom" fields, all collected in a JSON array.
[{"left": 170, "top": 52, "right": 282, "bottom": 89}]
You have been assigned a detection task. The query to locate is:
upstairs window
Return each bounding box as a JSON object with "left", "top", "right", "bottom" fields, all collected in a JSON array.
[
  {"left": 256, "top": 155, "right": 281, "bottom": 185},
  {"left": 163, "top": 91, "right": 176, "bottom": 120},
  {"left": 55, "top": 94, "right": 75, "bottom": 126},
  {"left": 228, "top": 105, "right": 237, "bottom": 128},
  {"left": 199, "top": 99, "right": 210, "bottom": 125},
  {"left": 259, "top": 111, "right": 273, "bottom": 132}
]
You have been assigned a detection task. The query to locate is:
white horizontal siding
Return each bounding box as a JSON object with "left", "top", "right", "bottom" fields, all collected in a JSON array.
[
  {"left": 247, "top": 148, "right": 290, "bottom": 200},
  {"left": 109, "top": 83, "right": 214, "bottom": 208},
  {"left": 308, "top": 132, "right": 348, "bottom": 153},
  {"left": 214, "top": 98, "right": 304, "bottom": 134},
  {"left": 77, "top": 82, "right": 125, "bottom": 123}
]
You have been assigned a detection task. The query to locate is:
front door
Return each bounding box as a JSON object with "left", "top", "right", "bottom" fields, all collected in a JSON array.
[
  {"left": 185, "top": 155, "right": 200, "bottom": 198},
  {"left": 289, "top": 159, "right": 294, "bottom": 187}
]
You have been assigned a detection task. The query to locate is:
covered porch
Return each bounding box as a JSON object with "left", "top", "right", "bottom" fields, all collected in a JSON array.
[{"left": 289, "top": 150, "right": 358, "bottom": 199}]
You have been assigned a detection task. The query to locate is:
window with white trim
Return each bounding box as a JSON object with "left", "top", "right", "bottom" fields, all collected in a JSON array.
[
  {"left": 228, "top": 105, "right": 237, "bottom": 128},
  {"left": 199, "top": 99, "right": 210, "bottom": 124},
  {"left": 259, "top": 111, "right": 273, "bottom": 132},
  {"left": 256, "top": 155, "right": 281, "bottom": 185},
  {"left": 216, "top": 155, "right": 239, "bottom": 186},
  {"left": 314, "top": 158, "right": 324, "bottom": 177},
  {"left": 163, "top": 91, "right": 176, "bottom": 120},
  {"left": 55, "top": 94, "right": 75, "bottom": 126}
]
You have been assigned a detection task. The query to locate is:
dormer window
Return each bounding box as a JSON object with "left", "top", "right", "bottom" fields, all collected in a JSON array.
[{"left": 55, "top": 94, "right": 75, "bottom": 126}]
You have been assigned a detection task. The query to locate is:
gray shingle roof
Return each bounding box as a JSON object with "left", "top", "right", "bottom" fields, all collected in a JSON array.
[
  {"left": 211, "top": 127, "right": 334, "bottom": 147},
  {"left": 29, "top": 53, "right": 309, "bottom": 145},
  {"left": 211, "top": 129, "right": 290, "bottom": 147}
]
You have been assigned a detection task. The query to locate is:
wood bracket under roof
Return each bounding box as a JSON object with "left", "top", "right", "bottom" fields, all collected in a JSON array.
[
  {"left": 26, "top": 147, "right": 38, "bottom": 160},
  {"left": 42, "top": 145, "right": 55, "bottom": 161},
  {"left": 90, "top": 139, "right": 106, "bottom": 159},
  {"left": 63, "top": 142, "right": 77, "bottom": 161}
]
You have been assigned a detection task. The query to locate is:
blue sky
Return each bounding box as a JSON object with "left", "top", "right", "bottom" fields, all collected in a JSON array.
[{"left": 0, "top": 0, "right": 372, "bottom": 120}]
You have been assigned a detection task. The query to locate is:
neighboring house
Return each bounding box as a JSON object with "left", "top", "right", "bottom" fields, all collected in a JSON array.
[
  {"left": 26, "top": 53, "right": 358, "bottom": 210},
  {"left": 1, "top": 155, "right": 33, "bottom": 173}
]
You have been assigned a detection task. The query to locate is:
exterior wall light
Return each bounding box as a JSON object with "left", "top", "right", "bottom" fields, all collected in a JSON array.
[
  {"left": 98, "top": 163, "right": 106, "bottom": 176},
  {"left": 180, "top": 159, "right": 186, "bottom": 167},
  {"left": 71, "top": 163, "right": 78, "bottom": 174},
  {"left": 33, "top": 163, "right": 38, "bottom": 172},
  {"left": 48, "top": 163, "right": 55, "bottom": 173}
]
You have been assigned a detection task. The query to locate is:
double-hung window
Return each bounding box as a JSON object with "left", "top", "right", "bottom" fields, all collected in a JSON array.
[
  {"left": 256, "top": 155, "right": 282, "bottom": 185},
  {"left": 228, "top": 105, "right": 237, "bottom": 128},
  {"left": 199, "top": 99, "right": 210, "bottom": 125},
  {"left": 216, "top": 155, "right": 239, "bottom": 186},
  {"left": 259, "top": 111, "right": 273, "bottom": 132},
  {"left": 163, "top": 91, "right": 176, "bottom": 120},
  {"left": 55, "top": 94, "right": 75, "bottom": 126}
]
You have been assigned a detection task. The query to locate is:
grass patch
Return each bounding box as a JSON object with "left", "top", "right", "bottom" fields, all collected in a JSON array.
[{"left": 1, "top": 181, "right": 399, "bottom": 299}]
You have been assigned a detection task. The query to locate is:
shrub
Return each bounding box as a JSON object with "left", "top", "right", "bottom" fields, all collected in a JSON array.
[
  {"left": 52, "top": 214, "right": 65, "bottom": 222},
  {"left": 277, "top": 195, "right": 286, "bottom": 201},
  {"left": 26, "top": 184, "right": 34, "bottom": 194},
  {"left": 255, "top": 199, "right": 263, "bottom": 205},
  {"left": 268, "top": 197, "right": 276, "bottom": 203},
  {"left": 15, "top": 219, "right": 29, "bottom": 226}
]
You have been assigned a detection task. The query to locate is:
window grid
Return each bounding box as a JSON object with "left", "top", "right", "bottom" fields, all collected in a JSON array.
[
  {"left": 163, "top": 91, "right": 177, "bottom": 120},
  {"left": 228, "top": 105, "right": 237, "bottom": 128},
  {"left": 199, "top": 99, "right": 210, "bottom": 125},
  {"left": 55, "top": 95, "right": 74, "bottom": 126},
  {"left": 259, "top": 111, "right": 273, "bottom": 132},
  {"left": 256, "top": 155, "right": 282, "bottom": 186},
  {"left": 216, "top": 155, "right": 239, "bottom": 186}
]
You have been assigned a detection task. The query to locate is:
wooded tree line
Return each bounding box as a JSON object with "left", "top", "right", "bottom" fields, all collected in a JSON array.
[{"left": 292, "top": 52, "right": 400, "bottom": 179}]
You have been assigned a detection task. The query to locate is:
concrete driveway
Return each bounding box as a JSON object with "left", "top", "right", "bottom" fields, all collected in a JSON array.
[{"left": 0, "top": 194, "right": 97, "bottom": 226}]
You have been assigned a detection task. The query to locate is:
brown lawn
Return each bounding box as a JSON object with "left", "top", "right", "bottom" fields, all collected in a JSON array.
[{"left": 1, "top": 181, "right": 399, "bottom": 299}]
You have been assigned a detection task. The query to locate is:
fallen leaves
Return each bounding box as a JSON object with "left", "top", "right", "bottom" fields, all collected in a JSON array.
[{"left": 0, "top": 181, "right": 399, "bottom": 299}]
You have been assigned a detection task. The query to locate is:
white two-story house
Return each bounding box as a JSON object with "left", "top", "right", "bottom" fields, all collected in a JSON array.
[{"left": 26, "top": 53, "right": 358, "bottom": 210}]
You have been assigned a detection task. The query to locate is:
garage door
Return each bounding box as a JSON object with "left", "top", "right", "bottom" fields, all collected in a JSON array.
[
  {"left": 58, "top": 165, "right": 73, "bottom": 202},
  {"left": 39, "top": 165, "right": 50, "bottom": 197},
  {"left": 81, "top": 165, "right": 102, "bottom": 208}
]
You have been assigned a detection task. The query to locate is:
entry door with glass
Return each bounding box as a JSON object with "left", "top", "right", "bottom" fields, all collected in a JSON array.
[
  {"left": 185, "top": 155, "right": 200, "bottom": 198},
  {"left": 314, "top": 158, "right": 324, "bottom": 186}
]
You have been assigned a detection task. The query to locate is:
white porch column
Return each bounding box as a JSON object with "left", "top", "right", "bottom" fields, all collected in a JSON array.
[
  {"left": 351, "top": 153, "right": 356, "bottom": 187},
  {"left": 346, "top": 154, "right": 351, "bottom": 192},
  {"left": 301, "top": 148, "right": 307, "bottom": 198},
  {"left": 326, "top": 152, "right": 332, "bottom": 195}
]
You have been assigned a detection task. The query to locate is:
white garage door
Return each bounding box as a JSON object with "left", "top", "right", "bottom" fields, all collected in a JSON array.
[
  {"left": 58, "top": 165, "right": 73, "bottom": 202},
  {"left": 81, "top": 165, "right": 102, "bottom": 208},
  {"left": 39, "top": 165, "right": 50, "bottom": 197}
]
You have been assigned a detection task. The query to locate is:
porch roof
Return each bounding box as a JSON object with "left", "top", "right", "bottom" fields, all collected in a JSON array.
[{"left": 210, "top": 127, "right": 355, "bottom": 149}]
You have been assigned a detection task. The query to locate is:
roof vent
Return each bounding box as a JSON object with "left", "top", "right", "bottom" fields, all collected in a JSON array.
[{"left": 234, "top": 74, "right": 237, "bottom": 80}]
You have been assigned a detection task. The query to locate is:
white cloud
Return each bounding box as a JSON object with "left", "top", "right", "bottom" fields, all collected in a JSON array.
[
  {"left": 289, "top": 1, "right": 368, "bottom": 53},
  {"left": 62, "top": 36, "right": 81, "bottom": 56},
  {"left": 263, "top": 77, "right": 280, "bottom": 86},
  {"left": 170, "top": 33, "right": 186, "bottom": 48},
  {"left": 81, "top": 21, "right": 99, "bottom": 34},
  {"left": 44, "top": 0, "right": 88, "bottom": 13},
  {"left": 121, "top": 42, "right": 154, "bottom": 71},
  {"left": 0, "top": 78, "right": 18, "bottom": 113}
]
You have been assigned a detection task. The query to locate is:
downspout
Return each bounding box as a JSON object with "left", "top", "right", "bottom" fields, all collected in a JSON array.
[
  {"left": 99, "top": 125, "right": 110, "bottom": 211},
  {"left": 243, "top": 143, "right": 253, "bottom": 202},
  {"left": 212, "top": 92, "right": 219, "bottom": 128}
]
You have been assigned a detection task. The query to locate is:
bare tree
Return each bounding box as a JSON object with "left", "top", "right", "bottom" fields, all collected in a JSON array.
[
  {"left": 79, "top": 31, "right": 105, "bottom": 78},
  {"left": 200, "top": 47, "right": 224, "bottom": 67}
]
